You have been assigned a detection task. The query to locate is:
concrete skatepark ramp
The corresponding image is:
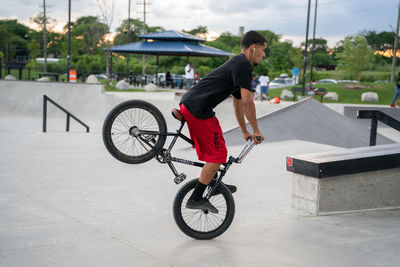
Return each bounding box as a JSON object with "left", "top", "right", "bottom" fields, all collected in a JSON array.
[
  {"left": 224, "top": 98, "right": 395, "bottom": 148},
  {"left": 1, "top": 80, "right": 400, "bottom": 266},
  {"left": 0, "top": 80, "right": 120, "bottom": 121}
]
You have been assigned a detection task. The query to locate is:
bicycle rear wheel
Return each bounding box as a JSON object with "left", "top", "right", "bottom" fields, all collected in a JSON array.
[
  {"left": 102, "top": 100, "right": 167, "bottom": 164},
  {"left": 173, "top": 179, "right": 235, "bottom": 240}
]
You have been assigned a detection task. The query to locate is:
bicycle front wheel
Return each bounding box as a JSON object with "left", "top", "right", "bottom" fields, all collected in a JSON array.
[
  {"left": 102, "top": 100, "right": 167, "bottom": 164},
  {"left": 173, "top": 179, "right": 235, "bottom": 240}
]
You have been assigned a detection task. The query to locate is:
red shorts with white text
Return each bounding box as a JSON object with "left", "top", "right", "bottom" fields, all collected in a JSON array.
[{"left": 180, "top": 104, "right": 227, "bottom": 164}]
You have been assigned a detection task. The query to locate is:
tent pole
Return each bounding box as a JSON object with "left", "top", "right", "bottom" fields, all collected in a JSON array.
[
  {"left": 156, "top": 55, "right": 159, "bottom": 85},
  {"left": 110, "top": 51, "right": 113, "bottom": 82}
]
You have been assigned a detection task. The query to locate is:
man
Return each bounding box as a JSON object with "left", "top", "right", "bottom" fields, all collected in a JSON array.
[
  {"left": 258, "top": 72, "right": 270, "bottom": 100},
  {"left": 390, "top": 72, "right": 400, "bottom": 107},
  {"left": 179, "top": 31, "right": 266, "bottom": 213},
  {"left": 185, "top": 62, "right": 194, "bottom": 90}
]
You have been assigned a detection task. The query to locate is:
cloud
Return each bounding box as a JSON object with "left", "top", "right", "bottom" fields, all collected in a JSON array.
[{"left": 0, "top": 0, "right": 398, "bottom": 48}]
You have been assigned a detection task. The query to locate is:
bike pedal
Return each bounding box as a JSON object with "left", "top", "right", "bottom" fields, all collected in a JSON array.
[{"left": 174, "top": 173, "right": 186, "bottom": 184}]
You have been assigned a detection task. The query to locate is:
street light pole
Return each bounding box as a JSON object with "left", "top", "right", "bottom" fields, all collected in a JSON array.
[
  {"left": 126, "top": 0, "right": 131, "bottom": 79},
  {"left": 310, "top": 0, "right": 318, "bottom": 82},
  {"left": 391, "top": 0, "right": 400, "bottom": 82},
  {"left": 67, "top": 0, "right": 71, "bottom": 82},
  {"left": 301, "top": 0, "right": 312, "bottom": 95},
  {"left": 43, "top": 0, "right": 48, "bottom": 73}
]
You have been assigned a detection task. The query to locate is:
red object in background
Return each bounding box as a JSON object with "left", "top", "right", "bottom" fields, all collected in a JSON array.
[
  {"left": 69, "top": 69, "right": 77, "bottom": 82},
  {"left": 287, "top": 157, "right": 293, "bottom": 167},
  {"left": 269, "top": 96, "right": 280, "bottom": 104}
]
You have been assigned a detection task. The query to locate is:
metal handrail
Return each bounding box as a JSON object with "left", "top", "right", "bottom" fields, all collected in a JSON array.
[
  {"left": 42, "top": 95, "right": 89, "bottom": 133},
  {"left": 357, "top": 110, "right": 400, "bottom": 146}
]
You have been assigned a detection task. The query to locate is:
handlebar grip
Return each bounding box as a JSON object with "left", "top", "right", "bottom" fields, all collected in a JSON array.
[{"left": 255, "top": 136, "right": 261, "bottom": 141}]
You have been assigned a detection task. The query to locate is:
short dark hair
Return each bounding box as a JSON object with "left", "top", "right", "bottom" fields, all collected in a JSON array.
[{"left": 241, "top": 31, "right": 267, "bottom": 49}]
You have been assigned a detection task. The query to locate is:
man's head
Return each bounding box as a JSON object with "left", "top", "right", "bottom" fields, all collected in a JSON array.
[{"left": 241, "top": 31, "right": 267, "bottom": 66}]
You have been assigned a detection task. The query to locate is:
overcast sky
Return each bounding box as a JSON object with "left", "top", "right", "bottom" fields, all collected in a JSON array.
[{"left": 0, "top": 0, "right": 398, "bottom": 47}]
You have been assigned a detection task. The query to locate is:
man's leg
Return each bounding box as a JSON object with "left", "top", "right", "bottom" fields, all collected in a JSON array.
[
  {"left": 199, "top": 163, "right": 220, "bottom": 185},
  {"left": 186, "top": 163, "right": 221, "bottom": 213},
  {"left": 189, "top": 163, "right": 220, "bottom": 202},
  {"left": 392, "top": 88, "right": 400, "bottom": 105}
]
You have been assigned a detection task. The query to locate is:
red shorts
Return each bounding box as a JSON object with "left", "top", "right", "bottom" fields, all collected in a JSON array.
[{"left": 180, "top": 104, "right": 227, "bottom": 163}]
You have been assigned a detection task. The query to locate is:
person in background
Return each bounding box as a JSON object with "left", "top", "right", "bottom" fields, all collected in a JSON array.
[
  {"left": 306, "top": 81, "right": 314, "bottom": 96},
  {"left": 194, "top": 72, "right": 200, "bottom": 85},
  {"left": 390, "top": 72, "right": 400, "bottom": 107},
  {"left": 251, "top": 75, "right": 258, "bottom": 100},
  {"left": 166, "top": 71, "right": 173, "bottom": 88},
  {"left": 258, "top": 72, "right": 270, "bottom": 100},
  {"left": 185, "top": 62, "right": 194, "bottom": 90},
  {"left": 306, "top": 81, "right": 320, "bottom": 98}
]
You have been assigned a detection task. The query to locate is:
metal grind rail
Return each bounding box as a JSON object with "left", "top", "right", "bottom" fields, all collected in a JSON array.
[
  {"left": 42, "top": 95, "right": 89, "bottom": 133},
  {"left": 357, "top": 110, "right": 400, "bottom": 146}
]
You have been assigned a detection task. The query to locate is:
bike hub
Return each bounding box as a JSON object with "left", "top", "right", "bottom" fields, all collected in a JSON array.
[{"left": 129, "top": 126, "right": 141, "bottom": 137}]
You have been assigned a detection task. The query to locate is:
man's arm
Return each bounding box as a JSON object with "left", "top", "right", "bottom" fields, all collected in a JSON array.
[
  {"left": 233, "top": 97, "right": 251, "bottom": 140},
  {"left": 232, "top": 88, "right": 265, "bottom": 144}
]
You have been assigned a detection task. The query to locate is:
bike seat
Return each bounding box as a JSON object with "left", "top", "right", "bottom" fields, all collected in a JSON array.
[{"left": 171, "top": 108, "right": 184, "bottom": 121}]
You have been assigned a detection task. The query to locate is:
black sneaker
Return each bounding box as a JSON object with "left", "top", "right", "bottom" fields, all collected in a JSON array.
[{"left": 185, "top": 198, "right": 219, "bottom": 213}]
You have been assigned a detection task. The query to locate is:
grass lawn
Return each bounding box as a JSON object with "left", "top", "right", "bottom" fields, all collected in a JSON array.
[
  {"left": 104, "top": 84, "right": 146, "bottom": 92},
  {"left": 269, "top": 82, "right": 396, "bottom": 105},
  {"left": 104, "top": 83, "right": 174, "bottom": 92}
]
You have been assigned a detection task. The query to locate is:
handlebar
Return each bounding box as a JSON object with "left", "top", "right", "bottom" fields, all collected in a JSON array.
[{"left": 235, "top": 136, "right": 261, "bottom": 164}]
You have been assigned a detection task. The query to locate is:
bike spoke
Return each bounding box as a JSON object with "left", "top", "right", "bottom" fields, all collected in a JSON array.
[
  {"left": 181, "top": 190, "right": 228, "bottom": 233},
  {"left": 110, "top": 107, "right": 160, "bottom": 157}
]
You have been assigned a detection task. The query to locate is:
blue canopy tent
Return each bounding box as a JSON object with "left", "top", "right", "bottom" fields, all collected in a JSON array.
[{"left": 106, "top": 30, "right": 234, "bottom": 81}]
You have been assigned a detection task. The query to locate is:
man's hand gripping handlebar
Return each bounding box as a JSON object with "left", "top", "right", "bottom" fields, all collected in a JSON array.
[{"left": 243, "top": 131, "right": 264, "bottom": 145}]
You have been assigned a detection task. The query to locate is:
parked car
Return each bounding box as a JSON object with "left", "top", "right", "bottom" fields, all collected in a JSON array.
[
  {"left": 94, "top": 74, "right": 108, "bottom": 81},
  {"left": 337, "top": 80, "right": 358, "bottom": 83},
  {"left": 269, "top": 77, "right": 294, "bottom": 88},
  {"left": 375, "top": 80, "right": 389, "bottom": 83},
  {"left": 154, "top": 73, "right": 166, "bottom": 86},
  {"left": 279, "top": 73, "right": 289, "bottom": 78},
  {"left": 317, "top": 79, "right": 338, "bottom": 84},
  {"left": 172, "top": 74, "right": 185, "bottom": 88}
]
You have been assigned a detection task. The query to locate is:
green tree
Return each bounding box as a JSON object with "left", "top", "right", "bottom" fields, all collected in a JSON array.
[
  {"left": 113, "top": 18, "right": 164, "bottom": 46},
  {"left": 336, "top": 35, "right": 374, "bottom": 81},
  {"left": 360, "top": 30, "right": 393, "bottom": 51},
  {"left": 268, "top": 40, "right": 295, "bottom": 72},
  {"left": 27, "top": 39, "right": 41, "bottom": 59},
  {"left": 0, "top": 20, "right": 30, "bottom": 60},
  {"left": 288, "top": 47, "right": 303, "bottom": 69},
  {"left": 182, "top": 26, "right": 208, "bottom": 36},
  {"left": 256, "top": 30, "right": 281, "bottom": 57},
  {"left": 66, "top": 16, "right": 108, "bottom": 56}
]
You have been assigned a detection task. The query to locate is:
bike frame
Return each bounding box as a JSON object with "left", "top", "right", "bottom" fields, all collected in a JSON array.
[{"left": 141, "top": 119, "right": 256, "bottom": 199}]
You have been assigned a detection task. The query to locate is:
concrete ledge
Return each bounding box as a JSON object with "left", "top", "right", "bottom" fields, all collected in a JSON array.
[
  {"left": 292, "top": 167, "right": 400, "bottom": 215},
  {"left": 288, "top": 143, "right": 400, "bottom": 215}
]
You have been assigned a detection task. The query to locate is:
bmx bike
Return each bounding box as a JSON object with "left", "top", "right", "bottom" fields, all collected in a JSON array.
[{"left": 102, "top": 99, "right": 258, "bottom": 239}]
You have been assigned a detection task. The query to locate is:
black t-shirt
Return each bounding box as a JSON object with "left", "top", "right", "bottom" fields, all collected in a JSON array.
[
  {"left": 180, "top": 54, "right": 252, "bottom": 119},
  {"left": 397, "top": 76, "right": 400, "bottom": 87}
]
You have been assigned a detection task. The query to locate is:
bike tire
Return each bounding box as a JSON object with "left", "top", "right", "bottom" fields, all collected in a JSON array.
[
  {"left": 102, "top": 100, "right": 167, "bottom": 164},
  {"left": 173, "top": 179, "right": 235, "bottom": 240}
]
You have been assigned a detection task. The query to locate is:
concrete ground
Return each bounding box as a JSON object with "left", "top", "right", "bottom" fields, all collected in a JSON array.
[{"left": 1, "top": 81, "right": 400, "bottom": 266}]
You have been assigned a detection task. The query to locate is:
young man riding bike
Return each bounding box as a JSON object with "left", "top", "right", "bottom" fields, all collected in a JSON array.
[{"left": 179, "top": 30, "right": 267, "bottom": 213}]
